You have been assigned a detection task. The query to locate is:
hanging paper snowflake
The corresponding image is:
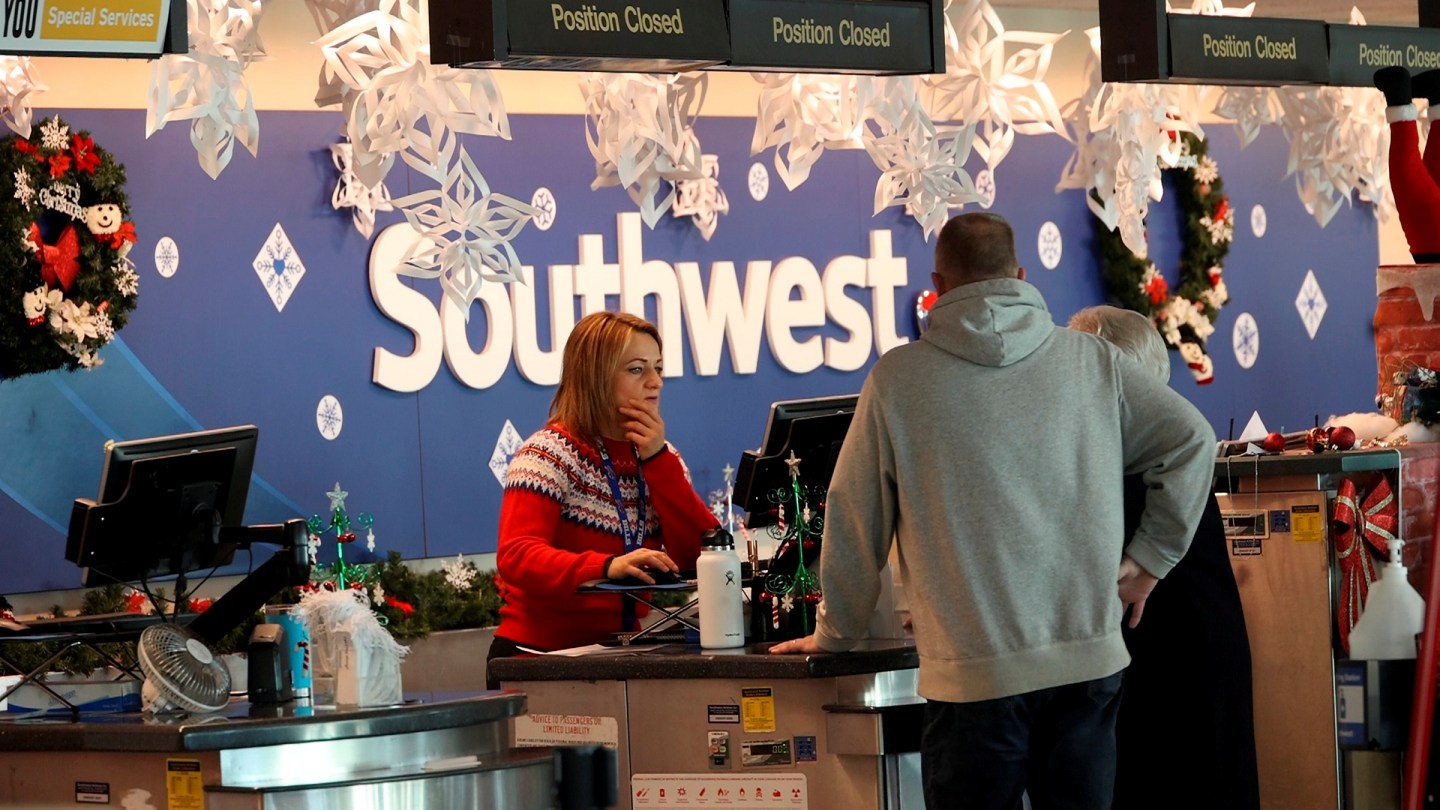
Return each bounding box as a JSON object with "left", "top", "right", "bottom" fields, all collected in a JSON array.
[
  {"left": 330, "top": 140, "right": 393, "bottom": 238},
  {"left": 12, "top": 169, "right": 32, "bottom": 207},
  {"left": 925, "top": 0, "right": 1068, "bottom": 170},
  {"left": 147, "top": 0, "right": 267, "bottom": 179},
  {"left": 750, "top": 73, "right": 871, "bottom": 191},
  {"left": 582, "top": 71, "right": 707, "bottom": 228},
  {"left": 1055, "top": 26, "right": 1208, "bottom": 259},
  {"left": 314, "top": 0, "right": 510, "bottom": 191},
  {"left": 0, "top": 57, "right": 46, "bottom": 139},
  {"left": 864, "top": 80, "right": 983, "bottom": 240},
  {"left": 672, "top": 154, "right": 729, "bottom": 240},
  {"left": 391, "top": 132, "right": 536, "bottom": 316}
]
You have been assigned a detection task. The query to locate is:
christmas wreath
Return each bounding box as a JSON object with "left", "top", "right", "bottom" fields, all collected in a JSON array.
[
  {"left": 0, "top": 116, "right": 138, "bottom": 380},
  {"left": 1096, "top": 132, "right": 1232, "bottom": 384}
]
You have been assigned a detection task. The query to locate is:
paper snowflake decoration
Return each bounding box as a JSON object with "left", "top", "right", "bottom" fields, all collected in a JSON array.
[
  {"left": 331, "top": 140, "right": 393, "bottom": 238},
  {"left": 750, "top": 73, "right": 870, "bottom": 191},
  {"left": 864, "top": 80, "right": 983, "bottom": 240},
  {"left": 1055, "top": 26, "right": 1209, "bottom": 258},
  {"left": 925, "top": 0, "right": 1068, "bottom": 170},
  {"left": 1215, "top": 8, "right": 1390, "bottom": 227},
  {"left": 672, "top": 154, "right": 729, "bottom": 240},
  {"left": 443, "top": 554, "right": 478, "bottom": 591},
  {"left": 305, "top": 0, "right": 378, "bottom": 36},
  {"left": 147, "top": 0, "right": 267, "bottom": 179},
  {"left": 315, "top": 0, "right": 510, "bottom": 191},
  {"left": 391, "top": 133, "right": 536, "bottom": 315},
  {"left": 583, "top": 72, "right": 707, "bottom": 227},
  {"left": 0, "top": 57, "right": 46, "bottom": 139}
]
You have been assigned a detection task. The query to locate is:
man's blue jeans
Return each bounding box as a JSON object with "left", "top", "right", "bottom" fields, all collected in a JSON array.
[{"left": 921, "top": 672, "right": 1124, "bottom": 810}]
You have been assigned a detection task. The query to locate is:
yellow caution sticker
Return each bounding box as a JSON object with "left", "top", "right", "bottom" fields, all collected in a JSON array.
[
  {"left": 166, "top": 758, "right": 202, "bottom": 810},
  {"left": 1291, "top": 504, "right": 1324, "bottom": 543},
  {"left": 741, "top": 687, "right": 776, "bottom": 733}
]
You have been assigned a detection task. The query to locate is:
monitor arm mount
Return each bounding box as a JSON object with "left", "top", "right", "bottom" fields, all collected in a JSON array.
[{"left": 187, "top": 520, "right": 311, "bottom": 646}]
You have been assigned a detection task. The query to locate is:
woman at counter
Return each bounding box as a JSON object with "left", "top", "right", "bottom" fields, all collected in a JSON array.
[
  {"left": 1069, "top": 306, "right": 1260, "bottom": 810},
  {"left": 486, "top": 311, "right": 719, "bottom": 688}
]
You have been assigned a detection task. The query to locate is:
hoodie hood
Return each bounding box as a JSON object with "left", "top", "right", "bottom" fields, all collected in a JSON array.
[{"left": 921, "top": 278, "right": 1055, "bottom": 367}]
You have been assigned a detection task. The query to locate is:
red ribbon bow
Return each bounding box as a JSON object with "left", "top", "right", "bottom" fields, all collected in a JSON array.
[
  {"left": 1332, "top": 477, "right": 1399, "bottom": 653},
  {"left": 30, "top": 223, "right": 80, "bottom": 291},
  {"left": 101, "top": 221, "right": 136, "bottom": 252}
]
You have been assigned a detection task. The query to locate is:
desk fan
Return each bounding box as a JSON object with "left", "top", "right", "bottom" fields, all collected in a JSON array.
[{"left": 136, "top": 623, "right": 232, "bottom": 714}]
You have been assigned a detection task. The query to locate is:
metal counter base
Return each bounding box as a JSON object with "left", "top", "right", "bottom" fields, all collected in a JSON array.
[
  {"left": 493, "top": 641, "right": 923, "bottom": 810},
  {"left": 0, "top": 692, "right": 554, "bottom": 809}
]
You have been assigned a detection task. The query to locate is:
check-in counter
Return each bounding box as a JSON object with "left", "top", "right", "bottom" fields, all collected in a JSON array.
[
  {"left": 0, "top": 692, "right": 554, "bottom": 809},
  {"left": 489, "top": 640, "right": 922, "bottom": 810}
]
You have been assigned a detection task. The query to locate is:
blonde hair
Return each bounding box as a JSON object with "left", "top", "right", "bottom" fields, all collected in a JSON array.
[
  {"left": 549, "top": 311, "right": 662, "bottom": 442},
  {"left": 1068, "top": 305, "right": 1171, "bottom": 384}
]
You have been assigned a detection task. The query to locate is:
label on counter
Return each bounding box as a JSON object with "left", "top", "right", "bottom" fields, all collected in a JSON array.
[
  {"left": 165, "top": 759, "right": 202, "bottom": 810},
  {"left": 708, "top": 703, "right": 740, "bottom": 723},
  {"left": 1291, "top": 504, "right": 1324, "bottom": 543},
  {"left": 632, "top": 773, "right": 807, "bottom": 808},
  {"left": 514, "top": 713, "right": 620, "bottom": 749},
  {"left": 74, "top": 781, "right": 109, "bottom": 803},
  {"left": 741, "top": 687, "right": 776, "bottom": 733}
]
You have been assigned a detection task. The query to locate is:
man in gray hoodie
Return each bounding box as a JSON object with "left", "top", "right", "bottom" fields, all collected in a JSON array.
[{"left": 771, "top": 212, "right": 1215, "bottom": 808}]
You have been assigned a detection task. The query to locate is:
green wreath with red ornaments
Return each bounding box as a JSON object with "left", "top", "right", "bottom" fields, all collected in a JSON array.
[
  {"left": 0, "top": 115, "right": 138, "bottom": 381},
  {"left": 1096, "top": 132, "right": 1232, "bottom": 385}
]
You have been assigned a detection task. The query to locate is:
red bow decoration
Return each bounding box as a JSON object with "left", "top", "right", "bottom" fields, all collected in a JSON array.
[
  {"left": 30, "top": 223, "right": 80, "bottom": 291},
  {"left": 101, "top": 220, "right": 136, "bottom": 251},
  {"left": 1332, "top": 477, "right": 1399, "bottom": 653}
]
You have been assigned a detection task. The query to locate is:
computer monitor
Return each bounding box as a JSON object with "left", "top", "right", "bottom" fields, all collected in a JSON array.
[
  {"left": 65, "top": 425, "right": 259, "bottom": 588},
  {"left": 732, "top": 394, "right": 858, "bottom": 529}
]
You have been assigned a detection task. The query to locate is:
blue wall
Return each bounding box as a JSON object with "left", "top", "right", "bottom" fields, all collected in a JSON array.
[{"left": 0, "top": 109, "right": 1380, "bottom": 593}]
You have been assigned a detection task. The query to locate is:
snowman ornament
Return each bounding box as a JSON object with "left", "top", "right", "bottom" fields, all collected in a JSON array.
[{"left": 84, "top": 202, "right": 133, "bottom": 259}]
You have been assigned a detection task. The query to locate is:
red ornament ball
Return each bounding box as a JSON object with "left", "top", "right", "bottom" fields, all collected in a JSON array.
[
  {"left": 1307, "top": 427, "right": 1330, "bottom": 453},
  {"left": 1261, "top": 432, "right": 1286, "bottom": 453},
  {"left": 1328, "top": 425, "right": 1357, "bottom": 451}
]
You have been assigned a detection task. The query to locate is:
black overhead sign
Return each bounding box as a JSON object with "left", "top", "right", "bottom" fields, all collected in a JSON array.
[
  {"left": 1328, "top": 25, "right": 1440, "bottom": 87},
  {"left": 428, "top": 0, "right": 730, "bottom": 71},
  {"left": 1168, "top": 15, "right": 1328, "bottom": 85},
  {"left": 1101, "top": 11, "right": 1330, "bottom": 85},
  {"left": 428, "top": 0, "right": 943, "bottom": 74},
  {"left": 725, "top": 0, "right": 943, "bottom": 74}
]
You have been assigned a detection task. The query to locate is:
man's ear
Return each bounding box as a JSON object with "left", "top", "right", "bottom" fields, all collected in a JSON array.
[
  {"left": 1016, "top": 267, "right": 1027, "bottom": 281},
  {"left": 931, "top": 271, "right": 948, "bottom": 295}
]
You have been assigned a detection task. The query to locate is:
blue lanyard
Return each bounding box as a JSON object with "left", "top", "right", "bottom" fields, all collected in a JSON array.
[{"left": 596, "top": 441, "right": 647, "bottom": 552}]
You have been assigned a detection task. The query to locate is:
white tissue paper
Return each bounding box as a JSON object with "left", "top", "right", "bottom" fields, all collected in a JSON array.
[{"left": 298, "top": 588, "right": 409, "bottom": 707}]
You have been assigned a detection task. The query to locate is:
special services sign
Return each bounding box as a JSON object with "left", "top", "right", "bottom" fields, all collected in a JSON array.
[{"left": 1, "top": 0, "right": 184, "bottom": 57}]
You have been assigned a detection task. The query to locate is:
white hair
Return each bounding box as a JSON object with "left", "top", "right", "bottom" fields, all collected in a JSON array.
[{"left": 1068, "top": 305, "right": 1171, "bottom": 384}]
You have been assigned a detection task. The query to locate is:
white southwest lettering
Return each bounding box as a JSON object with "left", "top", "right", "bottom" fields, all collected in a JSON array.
[{"left": 369, "top": 212, "right": 909, "bottom": 392}]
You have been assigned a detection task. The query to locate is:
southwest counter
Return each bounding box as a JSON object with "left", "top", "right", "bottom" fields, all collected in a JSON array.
[
  {"left": 0, "top": 692, "right": 557, "bottom": 809},
  {"left": 489, "top": 639, "right": 923, "bottom": 810}
]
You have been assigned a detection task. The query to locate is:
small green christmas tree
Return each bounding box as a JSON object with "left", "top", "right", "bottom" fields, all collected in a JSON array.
[{"left": 307, "top": 482, "right": 376, "bottom": 589}]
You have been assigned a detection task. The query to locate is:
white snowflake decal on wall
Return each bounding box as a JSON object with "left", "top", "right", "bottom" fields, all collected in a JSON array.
[{"left": 252, "top": 223, "right": 306, "bottom": 312}]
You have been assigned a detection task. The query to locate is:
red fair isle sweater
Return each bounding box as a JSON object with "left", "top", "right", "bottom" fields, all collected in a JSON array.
[{"left": 494, "top": 424, "right": 718, "bottom": 651}]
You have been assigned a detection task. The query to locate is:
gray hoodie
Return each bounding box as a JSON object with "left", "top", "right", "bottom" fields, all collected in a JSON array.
[{"left": 814, "top": 278, "right": 1215, "bottom": 703}]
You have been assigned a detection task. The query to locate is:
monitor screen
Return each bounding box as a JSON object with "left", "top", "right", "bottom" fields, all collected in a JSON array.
[
  {"left": 66, "top": 425, "right": 259, "bottom": 588},
  {"left": 733, "top": 394, "right": 858, "bottom": 529}
]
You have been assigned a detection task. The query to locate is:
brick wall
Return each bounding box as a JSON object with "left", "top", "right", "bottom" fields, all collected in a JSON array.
[
  {"left": 1375, "top": 264, "right": 1440, "bottom": 403},
  {"left": 1400, "top": 446, "right": 1440, "bottom": 595}
]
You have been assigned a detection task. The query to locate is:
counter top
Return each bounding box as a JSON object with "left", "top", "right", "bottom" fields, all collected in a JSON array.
[
  {"left": 0, "top": 691, "right": 525, "bottom": 753},
  {"left": 1214, "top": 446, "right": 1413, "bottom": 479},
  {"left": 488, "top": 639, "right": 918, "bottom": 682}
]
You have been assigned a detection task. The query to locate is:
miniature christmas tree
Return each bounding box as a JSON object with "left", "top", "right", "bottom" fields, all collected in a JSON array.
[
  {"left": 758, "top": 451, "right": 824, "bottom": 638},
  {"left": 307, "top": 482, "right": 376, "bottom": 589}
]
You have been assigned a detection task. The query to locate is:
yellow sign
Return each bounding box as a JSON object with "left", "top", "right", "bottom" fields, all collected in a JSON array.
[
  {"left": 165, "top": 758, "right": 202, "bottom": 810},
  {"left": 1291, "top": 504, "right": 1324, "bottom": 543},
  {"left": 740, "top": 686, "right": 776, "bottom": 733},
  {"left": 40, "top": 0, "right": 163, "bottom": 43}
]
